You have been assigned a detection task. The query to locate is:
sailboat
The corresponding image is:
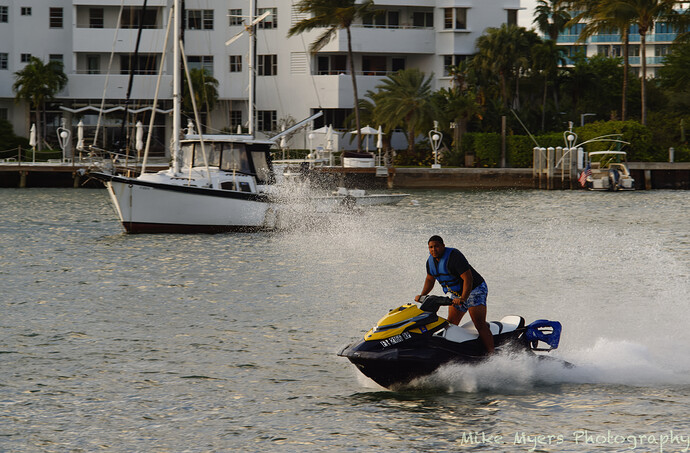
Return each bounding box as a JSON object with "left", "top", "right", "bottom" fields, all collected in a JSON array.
[{"left": 92, "top": 0, "right": 312, "bottom": 233}]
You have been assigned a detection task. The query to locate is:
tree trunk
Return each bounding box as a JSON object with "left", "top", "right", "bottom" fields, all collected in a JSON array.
[
  {"left": 346, "top": 26, "right": 362, "bottom": 152},
  {"left": 542, "top": 77, "right": 548, "bottom": 131},
  {"left": 639, "top": 30, "right": 647, "bottom": 125},
  {"left": 35, "top": 103, "right": 43, "bottom": 152},
  {"left": 622, "top": 30, "right": 629, "bottom": 121}
]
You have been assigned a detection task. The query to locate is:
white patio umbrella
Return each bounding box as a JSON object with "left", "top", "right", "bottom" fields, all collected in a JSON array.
[
  {"left": 325, "top": 125, "right": 334, "bottom": 152},
  {"left": 135, "top": 121, "right": 144, "bottom": 154},
  {"left": 350, "top": 125, "right": 379, "bottom": 135},
  {"left": 279, "top": 125, "right": 287, "bottom": 159},
  {"left": 76, "top": 120, "right": 85, "bottom": 152},
  {"left": 376, "top": 126, "right": 383, "bottom": 165},
  {"left": 29, "top": 123, "right": 37, "bottom": 162},
  {"left": 349, "top": 125, "right": 379, "bottom": 151},
  {"left": 237, "top": 124, "right": 242, "bottom": 134}
]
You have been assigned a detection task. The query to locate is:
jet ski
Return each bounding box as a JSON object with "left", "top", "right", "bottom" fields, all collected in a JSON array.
[{"left": 338, "top": 295, "right": 563, "bottom": 388}]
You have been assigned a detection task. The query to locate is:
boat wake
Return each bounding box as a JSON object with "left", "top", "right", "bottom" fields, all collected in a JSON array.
[{"left": 384, "top": 338, "right": 690, "bottom": 393}]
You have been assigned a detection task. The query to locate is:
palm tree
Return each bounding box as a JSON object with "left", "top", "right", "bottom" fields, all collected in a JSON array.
[
  {"left": 567, "top": 0, "right": 687, "bottom": 125},
  {"left": 563, "top": 0, "right": 636, "bottom": 121},
  {"left": 372, "top": 68, "right": 436, "bottom": 155},
  {"left": 434, "top": 87, "right": 483, "bottom": 156},
  {"left": 182, "top": 68, "right": 219, "bottom": 133},
  {"left": 288, "top": 0, "right": 376, "bottom": 152},
  {"left": 13, "top": 57, "right": 68, "bottom": 150},
  {"left": 534, "top": 0, "right": 571, "bottom": 41},
  {"left": 472, "top": 25, "right": 539, "bottom": 110},
  {"left": 619, "top": 0, "right": 689, "bottom": 125},
  {"left": 531, "top": 39, "right": 566, "bottom": 130}
]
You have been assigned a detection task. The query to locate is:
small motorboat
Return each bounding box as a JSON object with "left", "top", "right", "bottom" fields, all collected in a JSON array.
[
  {"left": 338, "top": 295, "right": 564, "bottom": 388},
  {"left": 584, "top": 151, "right": 635, "bottom": 191}
]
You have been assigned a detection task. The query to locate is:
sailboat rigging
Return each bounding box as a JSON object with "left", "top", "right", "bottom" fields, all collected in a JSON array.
[{"left": 91, "top": 0, "right": 288, "bottom": 233}]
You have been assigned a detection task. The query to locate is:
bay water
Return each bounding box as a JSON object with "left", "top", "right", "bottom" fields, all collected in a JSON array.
[{"left": 1, "top": 187, "right": 688, "bottom": 452}]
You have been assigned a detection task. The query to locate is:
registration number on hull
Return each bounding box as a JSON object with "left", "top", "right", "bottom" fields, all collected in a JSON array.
[{"left": 380, "top": 332, "right": 411, "bottom": 348}]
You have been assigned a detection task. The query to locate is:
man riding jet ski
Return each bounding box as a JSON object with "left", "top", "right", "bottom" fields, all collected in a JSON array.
[{"left": 338, "top": 295, "right": 563, "bottom": 389}]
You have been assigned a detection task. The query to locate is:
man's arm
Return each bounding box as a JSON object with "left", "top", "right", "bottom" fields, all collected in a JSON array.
[
  {"left": 451, "top": 269, "right": 473, "bottom": 305},
  {"left": 415, "top": 274, "right": 436, "bottom": 301}
]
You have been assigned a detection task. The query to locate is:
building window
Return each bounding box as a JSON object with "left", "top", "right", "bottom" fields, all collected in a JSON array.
[
  {"left": 188, "top": 55, "right": 214, "bottom": 75},
  {"left": 50, "top": 8, "right": 63, "bottom": 28},
  {"left": 229, "top": 55, "right": 242, "bottom": 72},
  {"left": 21, "top": 54, "right": 32, "bottom": 63},
  {"left": 0, "top": 108, "right": 7, "bottom": 120},
  {"left": 362, "top": 55, "right": 387, "bottom": 75},
  {"left": 507, "top": 9, "right": 517, "bottom": 26},
  {"left": 90, "top": 8, "right": 104, "bottom": 28},
  {"left": 87, "top": 55, "right": 101, "bottom": 74},
  {"left": 21, "top": 7, "right": 32, "bottom": 16},
  {"left": 314, "top": 108, "right": 351, "bottom": 130},
  {"left": 1, "top": 6, "right": 9, "bottom": 22},
  {"left": 257, "top": 8, "right": 277, "bottom": 29},
  {"left": 229, "top": 8, "right": 242, "bottom": 26},
  {"left": 363, "top": 10, "right": 399, "bottom": 28},
  {"left": 317, "top": 55, "right": 347, "bottom": 75},
  {"left": 229, "top": 110, "right": 242, "bottom": 129},
  {"left": 258, "top": 54, "right": 277, "bottom": 76},
  {"left": 392, "top": 58, "right": 405, "bottom": 72},
  {"left": 187, "top": 9, "right": 213, "bottom": 30},
  {"left": 121, "top": 7, "right": 158, "bottom": 29},
  {"left": 412, "top": 11, "right": 433, "bottom": 28},
  {"left": 49, "top": 54, "right": 64, "bottom": 63},
  {"left": 443, "top": 55, "right": 469, "bottom": 76},
  {"left": 257, "top": 110, "right": 277, "bottom": 131},
  {"left": 120, "top": 54, "right": 159, "bottom": 75},
  {"left": 655, "top": 22, "right": 672, "bottom": 34},
  {"left": 655, "top": 44, "right": 670, "bottom": 57},
  {"left": 0, "top": 53, "right": 8, "bottom": 70},
  {"left": 444, "top": 8, "right": 467, "bottom": 30}
]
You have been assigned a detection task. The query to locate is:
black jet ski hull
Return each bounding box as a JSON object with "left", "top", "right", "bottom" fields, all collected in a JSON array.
[{"left": 339, "top": 330, "right": 530, "bottom": 388}]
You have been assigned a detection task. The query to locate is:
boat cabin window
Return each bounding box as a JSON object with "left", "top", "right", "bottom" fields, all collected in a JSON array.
[
  {"left": 220, "top": 143, "right": 251, "bottom": 173},
  {"left": 193, "top": 143, "right": 220, "bottom": 167},
  {"left": 220, "top": 180, "right": 252, "bottom": 192},
  {"left": 251, "top": 151, "right": 272, "bottom": 184}
]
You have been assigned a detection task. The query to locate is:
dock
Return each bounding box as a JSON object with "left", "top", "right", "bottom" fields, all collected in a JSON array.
[
  {"left": 0, "top": 161, "right": 688, "bottom": 190},
  {"left": 0, "top": 161, "right": 167, "bottom": 188}
]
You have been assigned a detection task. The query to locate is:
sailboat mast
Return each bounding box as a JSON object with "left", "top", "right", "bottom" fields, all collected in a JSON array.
[
  {"left": 172, "top": 0, "right": 181, "bottom": 174},
  {"left": 248, "top": 0, "right": 255, "bottom": 136}
]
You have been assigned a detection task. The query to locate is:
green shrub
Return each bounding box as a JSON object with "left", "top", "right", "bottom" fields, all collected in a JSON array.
[{"left": 0, "top": 119, "right": 30, "bottom": 153}]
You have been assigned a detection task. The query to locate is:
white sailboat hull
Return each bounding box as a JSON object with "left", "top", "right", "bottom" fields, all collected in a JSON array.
[{"left": 103, "top": 176, "right": 275, "bottom": 233}]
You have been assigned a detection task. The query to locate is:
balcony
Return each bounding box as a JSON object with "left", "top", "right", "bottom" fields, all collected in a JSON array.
[
  {"left": 73, "top": 28, "right": 168, "bottom": 53},
  {"left": 648, "top": 33, "right": 677, "bottom": 42},
  {"left": 589, "top": 34, "right": 622, "bottom": 43},
  {"left": 64, "top": 74, "right": 172, "bottom": 100},
  {"left": 73, "top": 0, "right": 168, "bottom": 6},
  {"left": 323, "top": 26, "right": 436, "bottom": 55}
]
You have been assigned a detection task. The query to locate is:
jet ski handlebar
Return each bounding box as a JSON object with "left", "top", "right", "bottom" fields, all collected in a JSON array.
[{"left": 417, "top": 295, "right": 454, "bottom": 313}]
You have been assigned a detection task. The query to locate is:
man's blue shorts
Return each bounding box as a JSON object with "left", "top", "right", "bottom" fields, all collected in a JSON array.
[{"left": 453, "top": 281, "right": 488, "bottom": 313}]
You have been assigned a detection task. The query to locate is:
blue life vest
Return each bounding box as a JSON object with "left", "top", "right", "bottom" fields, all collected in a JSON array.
[{"left": 427, "top": 247, "right": 463, "bottom": 297}]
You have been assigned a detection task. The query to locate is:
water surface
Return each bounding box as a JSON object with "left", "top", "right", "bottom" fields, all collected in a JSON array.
[{"left": 1, "top": 188, "right": 688, "bottom": 452}]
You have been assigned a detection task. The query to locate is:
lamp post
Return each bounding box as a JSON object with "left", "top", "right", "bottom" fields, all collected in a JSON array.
[
  {"left": 57, "top": 118, "right": 71, "bottom": 162},
  {"left": 428, "top": 121, "right": 442, "bottom": 169}
]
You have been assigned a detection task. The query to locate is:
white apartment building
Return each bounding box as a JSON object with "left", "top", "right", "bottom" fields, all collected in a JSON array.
[
  {"left": 0, "top": 0, "right": 522, "bottom": 155},
  {"left": 557, "top": 2, "right": 690, "bottom": 78}
]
